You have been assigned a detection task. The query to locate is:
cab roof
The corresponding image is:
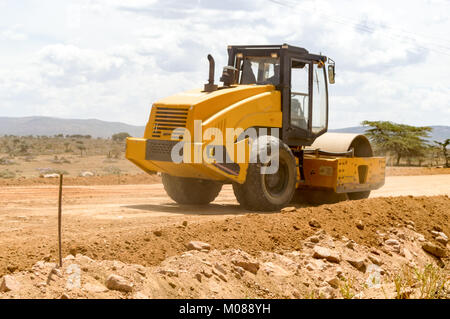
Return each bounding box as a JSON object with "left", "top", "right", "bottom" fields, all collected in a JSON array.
[{"left": 226, "top": 43, "right": 327, "bottom": 65}]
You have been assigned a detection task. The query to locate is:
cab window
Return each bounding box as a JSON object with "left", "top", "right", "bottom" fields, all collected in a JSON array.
[
  {"left": 290, "top": 60, "right": 309, "bottom": 130},
  {"left": 312, "top": 63, "right": 327, "bottom": 133},
  {"left": 240, "top": 57, "right": 280, "bottom": 85}
]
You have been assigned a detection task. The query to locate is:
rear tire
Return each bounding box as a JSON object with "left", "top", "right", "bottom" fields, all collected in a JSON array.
[
  {"left": 162, "top": 174, "right": 222, "bottom": 205},
  {"left": 232, "top": 181, "right": 250, "bottom": 208},
  {"left": 347, "top": 191, "right": 371, "bottom": 200},
  {"left": 233, "top": 136, "right": 296, "bottom": 211}
]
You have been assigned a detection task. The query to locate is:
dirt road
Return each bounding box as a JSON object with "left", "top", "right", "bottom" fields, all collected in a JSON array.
[
  {"left": 0, "top": 174, "right": 449, "bottom": 275},
  {"left": 1, "top": 174, "right": 449, "bottom": 218}
]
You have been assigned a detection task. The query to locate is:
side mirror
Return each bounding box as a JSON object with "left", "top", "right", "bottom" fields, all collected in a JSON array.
[{"left": 328, "top": 65, "right": 335, "bottom": 84}]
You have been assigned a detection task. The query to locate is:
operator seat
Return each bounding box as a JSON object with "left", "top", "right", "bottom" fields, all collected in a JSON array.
[
  {"left": 241, "top": 60, "right": 256, "bottom": 84},
  {"left": 291, "top": 98, "right": 307, "bottom": 130}
]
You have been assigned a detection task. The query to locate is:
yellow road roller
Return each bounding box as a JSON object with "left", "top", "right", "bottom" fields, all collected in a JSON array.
[{"left": 126, "top": 44, "right": 385, "bottom": 211}]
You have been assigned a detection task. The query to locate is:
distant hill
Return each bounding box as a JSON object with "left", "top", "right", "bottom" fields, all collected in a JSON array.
[
  {"left": 0, "top": 116, "right": 448, "bottom": 142},
  {"left": 0, "top": 116, "right": 145, "bottom": 138},
  {"left": 330, "top": 125, "right": 449, "bottom": 142}
]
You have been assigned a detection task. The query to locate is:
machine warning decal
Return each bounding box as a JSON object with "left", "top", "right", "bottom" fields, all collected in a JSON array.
[{"left": 319, "top": 166, "right": 333, "bottom": 176}]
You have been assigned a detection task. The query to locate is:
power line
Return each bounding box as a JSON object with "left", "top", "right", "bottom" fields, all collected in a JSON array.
[
  {"left": 268, "top": 0, "right": 450, "bottom": 58},
  {"left": 269, "top": 0, "right": 450, "bottom": 56}
]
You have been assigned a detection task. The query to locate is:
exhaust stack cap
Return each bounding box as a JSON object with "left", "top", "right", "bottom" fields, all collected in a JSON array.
[{"left": 203, "top": 54, "right": 218, "bottom": 92}]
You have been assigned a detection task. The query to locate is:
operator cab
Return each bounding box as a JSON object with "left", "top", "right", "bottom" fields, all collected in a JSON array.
[{"left": 220, "top": 44, "right": 335, "bottom": 147}]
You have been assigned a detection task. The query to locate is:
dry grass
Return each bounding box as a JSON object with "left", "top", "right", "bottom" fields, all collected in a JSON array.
[
  {"left": 392, "top": 264, "right": 448, "bottom": 299},
  {"left": 0, "top": 135, "right": 121, "bottom": 157},
  {"left": 414, "top": 264, "right": 448, "bottom": 299},
  {"left": 339, "top": 277, "right": 356, "bottom": 299},
  {"left": 0, "top": 136, "right": 145, "bottom": 178}
]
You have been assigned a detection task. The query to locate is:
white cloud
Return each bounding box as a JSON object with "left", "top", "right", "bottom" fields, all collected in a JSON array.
[
  {"left": 0, "top": 0, "right": 449, "bottom": 129},
  {"left": 37, "top": 44, "right": 127, "bottom": 86},
  {"left": 1, "top": 25, "right": 27, "bottom": 40}
]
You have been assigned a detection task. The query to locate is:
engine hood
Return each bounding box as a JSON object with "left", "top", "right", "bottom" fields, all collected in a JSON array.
[{"left": 154, "top": 84, "right": 276, "bottom": 121}]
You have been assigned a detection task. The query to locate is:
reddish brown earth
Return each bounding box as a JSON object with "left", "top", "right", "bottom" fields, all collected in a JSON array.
[
  {"left": 0, "top": 174, "right": 449, "bottom": 277},
  {"left": 0, "top": 167, "right": 448, "bottom": 187},
  {"left": 0, "top": 194, "right": 449, "bottom": 299},
  {"left": 386, "top": 167, "right": 450, "bottom": 176},
  {"left": 1, "top": 225, "right": 448, "bottom": 299},
  {"left": 0, "top": 173, "right": 160, "bottom": 187},
  {"left": 0, "top": 170, "right": 449, "bottom": 298}
]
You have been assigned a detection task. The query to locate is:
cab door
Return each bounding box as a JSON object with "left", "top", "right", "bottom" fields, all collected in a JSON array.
[
  {"left": 281, "top": 57, "right": 328, "bottom": 146},
  {"left": 290, "top": 59, "right": 311, "bottom": 134},
  {"left": 281, "top": 57, "right": 312, "bottom": 146}
]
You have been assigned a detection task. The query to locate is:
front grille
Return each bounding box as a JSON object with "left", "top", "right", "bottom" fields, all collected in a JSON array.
[
  {"left": 152, "top": 106, "right": 188, "bottom": 138},
  {"left": 146, "top": 139, "right": 183, "bottom": 162}
]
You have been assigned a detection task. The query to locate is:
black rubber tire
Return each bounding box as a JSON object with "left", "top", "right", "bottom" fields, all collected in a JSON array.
[
  {"left": 233, "top": 136, "right": 296, "bottom": 211},
  {"left": 347, "top": 191, "right": 371, "bottom": 200},
  {"left": 232, "top": 181, "right": 250, "bottom": 208},
  {"left": 162, "top": 174, "right": 222, "bottom": 205}
]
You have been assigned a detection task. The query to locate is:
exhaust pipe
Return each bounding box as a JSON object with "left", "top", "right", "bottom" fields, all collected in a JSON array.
[{"left": 203, "top": 54, "right": 218, "bottom": 92}]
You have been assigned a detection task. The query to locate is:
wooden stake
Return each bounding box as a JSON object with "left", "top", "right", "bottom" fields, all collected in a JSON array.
[{"left": 58, "top": 173, "right": 63, "bottom": 268}]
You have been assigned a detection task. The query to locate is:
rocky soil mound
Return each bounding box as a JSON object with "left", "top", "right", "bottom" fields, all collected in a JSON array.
[
  {"left": 1, "top": 223, "right": 449, "bottom": 299},
  {"left": 62, "top": 196, "right": 450, "bottom": 269},
  {"left": 1, "top": 196, "right": 449, "bottom": 281}
]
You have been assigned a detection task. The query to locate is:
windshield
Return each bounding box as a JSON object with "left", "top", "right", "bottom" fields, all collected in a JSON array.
[{"left": 239, "top": 57, "right": 280, "bottom": 85}]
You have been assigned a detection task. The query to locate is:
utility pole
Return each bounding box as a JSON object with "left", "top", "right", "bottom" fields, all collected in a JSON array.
[{"left": 58, "top": 174, "right": 63, "bottom": 268}]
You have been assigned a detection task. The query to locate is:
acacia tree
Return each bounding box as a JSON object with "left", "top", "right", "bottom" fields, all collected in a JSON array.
[
  {"left": 434, "top": 139, "right": 449, "bottom": 167},
  {"left": 76, "top": 142, "right": 86, "bottom": 157},
  {"left": 361, "top": 121, "right": 432, "bottom": 166},
  {"left": 64, "top": 142, "right": 71, "bottom": 153},
  {"left": 112, "top": 132, "right": 130, "bottom": 142}
]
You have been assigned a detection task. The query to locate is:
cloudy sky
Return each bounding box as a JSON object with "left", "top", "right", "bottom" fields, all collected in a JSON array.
[{"left": 1, "top": 0, "right": 449, "bottom": 128}]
